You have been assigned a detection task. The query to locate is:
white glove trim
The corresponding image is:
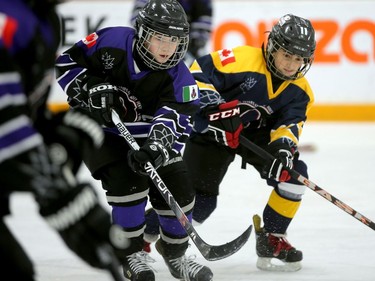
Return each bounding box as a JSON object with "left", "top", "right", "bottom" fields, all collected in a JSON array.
[{"left": 44, "top": 186, "right": 97, "bottom": 231}]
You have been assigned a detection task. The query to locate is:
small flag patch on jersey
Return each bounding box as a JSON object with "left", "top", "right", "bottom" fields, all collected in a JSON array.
[
  {"left": 0, "top": 14, "right": 18, "bottom": 48},
  {"left": 82, "top": 32, "right": 98, "bottom": 48},
  {"left": 219, "top": 48, "right": 235, "bottom": 66},
  {"left": 182, "top": 85, "right": 199, "bottom": 102}
]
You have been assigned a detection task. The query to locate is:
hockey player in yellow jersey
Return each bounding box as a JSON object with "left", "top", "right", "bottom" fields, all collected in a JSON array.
[
  {"left": 188, "top": 13, "right": 315, "bottom": 272},
  {"left": 143, "top": 13, "right": 316, "bottom": 272}
]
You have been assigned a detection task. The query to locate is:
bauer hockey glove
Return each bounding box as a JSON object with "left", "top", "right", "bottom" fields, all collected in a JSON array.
[
  {"left": 203, "top": 100, "right": 243, "bottom": 149},
  {"left": 263, "top": 141, "right": 294, "bottom": 182},
  {"left": 88, "top": 82, "right": 141, "bottom": 127},
  {"left": 128, "top": 140, "right": 170, "bottom": 175},
  {"left": 38, "top": 183, "right": 128, "bottom": 269}
]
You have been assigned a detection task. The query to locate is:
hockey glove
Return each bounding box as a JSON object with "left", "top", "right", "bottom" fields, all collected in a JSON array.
[
  {"left": 38, "top": 183, "right": 127, "bottom": 269},
  {"left": 35, "top": 109, "right": 104, "bottom": 173},
  {"left": 88, "top": 82, "right": 141, "bottom": 127},
  {"left": 127, "top": 141, "right": 170, "bottom": 175},
  {"left": 40, "top": 109, "right": 105, "bottom": 148},
  {"left": 204, "top": 100, "right": 243, "bottom": 149},
  {"left": 238, "top": 102, "right": 272, "bottom": 128},
  {"left": 263, "top": 142, "right": 294, "bottom": 182}
]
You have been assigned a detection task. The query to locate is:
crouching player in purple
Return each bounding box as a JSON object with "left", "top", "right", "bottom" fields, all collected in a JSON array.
[
  {"left": 145, "top": 14, "right": 316, "bottom": 272},
  {"left": 0, "top": 1, "right": 124, "bottom": 280},
  {"left": 55, "top": 0, "right": 213, "bottom": 280}
]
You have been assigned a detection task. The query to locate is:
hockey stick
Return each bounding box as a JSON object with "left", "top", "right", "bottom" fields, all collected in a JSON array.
[
  {"left": 111, "top": 109, "right": 252, "bottom": 261},
  {"left": 239, "top": 135, "right": 375, "bottom": 231}
]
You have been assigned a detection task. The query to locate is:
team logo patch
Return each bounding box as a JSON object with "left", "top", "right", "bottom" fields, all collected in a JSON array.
[
  {"left": 219, "top": 48, "right": 235, "bottom": 66},
  {"left": 102, "top": 52, "right": 115, "bottom": 69},
  {"left": 182, "top": 85, "right": 198, "bottom": 102},
  {"left": 82, "top": 32, "right": 98, "bottom": 48}
]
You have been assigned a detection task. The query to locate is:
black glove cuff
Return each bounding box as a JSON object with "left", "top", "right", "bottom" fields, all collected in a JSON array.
[
  {"left": 40, "top": 184, "right": 99, "bottom": 231},
  {"left": 62, "top": 110, "right": 104, "bottom": 148},
  {"left": 267, "top": 139, "right": 295, "bottom": 156}
]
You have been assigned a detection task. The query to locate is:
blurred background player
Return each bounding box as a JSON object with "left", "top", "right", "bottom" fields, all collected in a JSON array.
[
  {"left": 130, "top": 0, "right": 213, "bottom": 66},
  {"left": 0, "top": 0, "right": 125, "bottom": 280},
  {"left": 145, "top": 14, "right": 316, "bottom": 272},
  {"left": 55, "top": 0, "right": 213, "bottom": 280}
]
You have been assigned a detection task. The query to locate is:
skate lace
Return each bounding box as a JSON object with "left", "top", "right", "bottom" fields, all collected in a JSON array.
[
  {"left": 127, "top": 251, "right": 156, "bottom": 274},
  {"left": 169, "top": 254, "right": 203, "bottom": 281},
  {"left": 269, "top": 233, "right": 293, "bottom": 257}
]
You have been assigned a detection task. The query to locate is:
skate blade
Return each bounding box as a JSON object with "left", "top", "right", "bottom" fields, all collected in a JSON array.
[{"left": 256, "top": 257, "right": 302, "bottom": 272}]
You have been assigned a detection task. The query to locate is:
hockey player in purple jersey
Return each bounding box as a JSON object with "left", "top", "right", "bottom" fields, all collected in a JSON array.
[
  {"left": 0, "top": 0, "right": 124, "bottom": 280},
  {"left": 55, "top": 0, "right": 213, "bottom": 280},
  {"left": 144, "top": 14, "right": 316, "bottom": 272},
  {"left": 130, "top": 0, "right": 213, "bottom": 66}
]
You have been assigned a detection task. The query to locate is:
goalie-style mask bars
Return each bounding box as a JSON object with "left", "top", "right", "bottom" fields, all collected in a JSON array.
[
  {"left": 265, "top": 14, "right": 316, "bottom": 80},
  {"left": 135, "top": 0, "right": 190, "bottom": 70}
]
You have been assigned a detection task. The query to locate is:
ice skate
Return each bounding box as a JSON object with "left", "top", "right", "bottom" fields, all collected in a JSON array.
[
  {"left": 122, "top": 251, "right": 156, "bottom": 281},
  {"left": 253, "top": 214, "right": 302, "bottom": 272},
  {"left": 156, "top": 240, "right": 214, "bottom": 281}
]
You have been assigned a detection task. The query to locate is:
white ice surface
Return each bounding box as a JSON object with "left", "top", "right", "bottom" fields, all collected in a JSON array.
[{"left": 5, "top": 122, "right": 375, "bottom": 281}]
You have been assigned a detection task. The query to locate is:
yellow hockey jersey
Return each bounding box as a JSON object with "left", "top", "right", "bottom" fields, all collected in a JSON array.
[{"left": 190, "top": 45, "right": 314, "bottom": 147}]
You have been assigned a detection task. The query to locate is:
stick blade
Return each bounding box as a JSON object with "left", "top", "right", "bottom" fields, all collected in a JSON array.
[{"left": 202, "top": 225, "right": 252, "bottom": 261}]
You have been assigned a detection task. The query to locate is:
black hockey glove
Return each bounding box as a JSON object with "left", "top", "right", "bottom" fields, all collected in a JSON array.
[
  {"left": 35, "top": 109, "right": 104, "bottom": 173},
  {"left": 38, "top": 183, "right": 128, "bottom": 269},
  {"left": 41, "top": 109, "right": 104, "bottom": 147},
  {"left": 203, "top": 100, "right": 243, "bottom": 149},
  {"left": 238, "top": 101, "right": 272, "bottom": 128},
  {"left": 127, "top": 141, "right": 170, "bottom": 175},
  {"left": 263, "top": 141, "right": 294, "bottom": 182},
  {"left": 88, "top": 82, "right": 141, "bottom": 127}
]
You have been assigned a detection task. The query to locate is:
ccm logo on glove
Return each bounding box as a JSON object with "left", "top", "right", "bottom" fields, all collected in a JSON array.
[
  {"left": 204, "top": 100, "right": 243, "bottom": 149},
  {"left": 208, "top": 107, "right": 240, "bottom": 121}
]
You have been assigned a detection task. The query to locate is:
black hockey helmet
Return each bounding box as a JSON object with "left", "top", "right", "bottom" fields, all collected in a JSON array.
[
  {"left": 265, "top": 14, "right": 316, "bottom": 80},
  {"left": 135, "top": 0, "right": 190, "bottom": 70}
]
